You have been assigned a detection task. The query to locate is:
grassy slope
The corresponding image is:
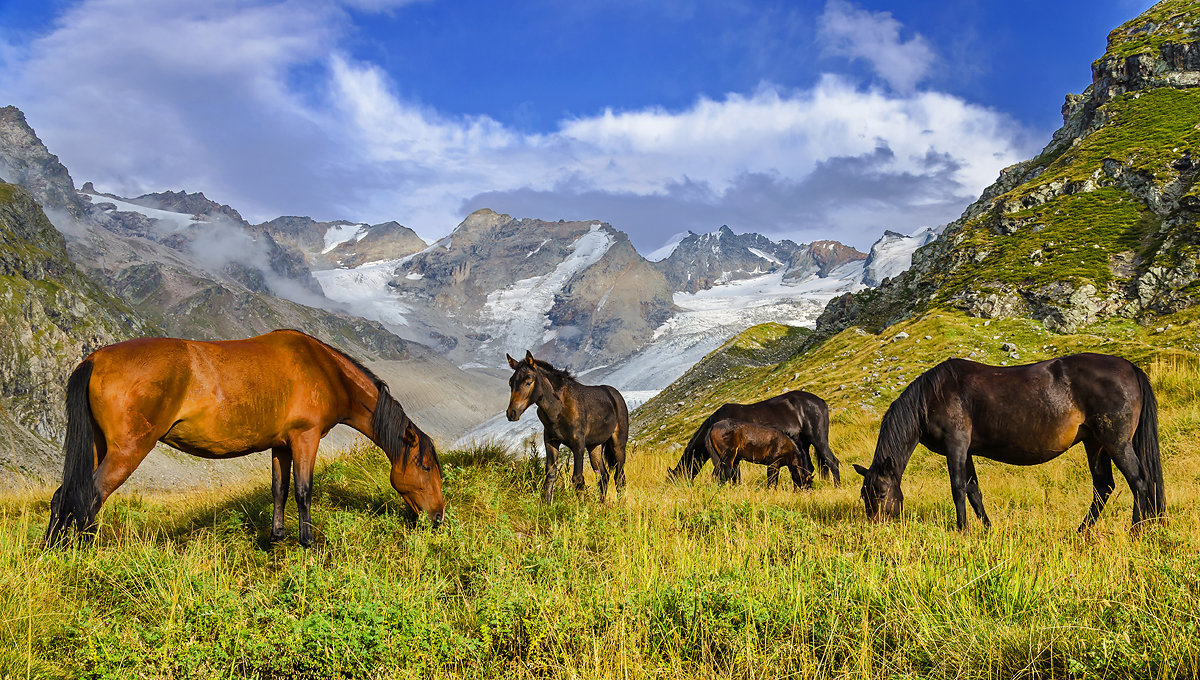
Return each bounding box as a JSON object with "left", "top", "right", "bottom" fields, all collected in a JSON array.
[
  {"left": 1103, "top": 0, "right": 1200, "bottom": 60},
  {"left": 2, "top": 306, "right": 1199, "bottom": 679}
]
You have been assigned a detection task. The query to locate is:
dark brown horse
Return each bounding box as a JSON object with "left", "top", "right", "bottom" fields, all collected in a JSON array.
[
  {"left": 506, "top": 351, "right": 629, "bottom": 503},
  {"left": 45, "top": 329, "right": 444, "bottom": 547},
  {"left": 705, "top": 419, "right": 811, "bottom": 489},
  {"left": 667, "top": 390, "right": 840, "bottom": 487},
  {"left": 854, "top": 353, "right": 1165, "bottom": 531}
]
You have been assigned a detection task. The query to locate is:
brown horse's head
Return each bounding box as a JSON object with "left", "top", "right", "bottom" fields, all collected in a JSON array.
[
  {"left": 505, "top": 351, "right": 542, "bottom": 421},
  {"left": 389, "top": 420, "right": 445, "bottom": 527},
  {"left": 854, "top": 459, "right": 902, "bottom": 521}
]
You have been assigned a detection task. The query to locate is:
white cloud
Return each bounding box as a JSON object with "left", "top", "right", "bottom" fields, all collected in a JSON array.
[
  {"left": 817, "top": 0, "right": 935, "bottom": 93},
  {"left": 0, "top": 0, "right": 1035, "bottom": 253}
]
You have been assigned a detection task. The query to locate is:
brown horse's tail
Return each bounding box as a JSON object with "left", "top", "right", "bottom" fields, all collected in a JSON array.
[
  {"left": 45, "top": 359, "right": 98, "bottom": 547},
  {"left": 1133, "top": 366, "right": 1165, "bottom": 521}
]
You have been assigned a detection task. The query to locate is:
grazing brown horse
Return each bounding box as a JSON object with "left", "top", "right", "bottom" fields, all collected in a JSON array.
[
  {"left": 855, "top": 353, "right": 1165, "bottom": 531},
  {"left": 506, "top": 351, "right": 629, "bottom": 503},
  {"left": 705, "top": 419, "right": 811, "bottom": 489},
  {"left": 667, "top": 391, "right": 840, "bottom": 487},
  {"left": 44, "top": 329, "right": 444, "bottom": 547}
]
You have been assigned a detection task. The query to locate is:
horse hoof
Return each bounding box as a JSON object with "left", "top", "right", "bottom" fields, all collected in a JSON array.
[{"left": 269, "top": 530, "right": 286, "bottom": 542}]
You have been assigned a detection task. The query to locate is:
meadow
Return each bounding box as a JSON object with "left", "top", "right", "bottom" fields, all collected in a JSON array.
[{"left": 1, "top": 367, "right": 1198, "bottom": 679}]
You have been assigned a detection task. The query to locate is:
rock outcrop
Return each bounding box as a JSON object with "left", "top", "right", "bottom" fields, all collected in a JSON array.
[{"left": 816, "top": 0, "right": 1200, "bottom": 337}]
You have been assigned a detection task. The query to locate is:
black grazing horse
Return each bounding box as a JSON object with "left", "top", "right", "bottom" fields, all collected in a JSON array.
[
  {"left": 855, "top": 353, "right": 1165, "bottom": 531},
  {"left": 506, "top": 351, "right": 629, "bottom": 503},
  {"left": 667, "top": 391, "right": 840, "bottom": 487}
]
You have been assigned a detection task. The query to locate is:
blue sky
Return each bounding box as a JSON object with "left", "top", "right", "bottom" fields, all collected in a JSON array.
[{"left": 0, "top": 0, "right": 1158, "bottom": 252}]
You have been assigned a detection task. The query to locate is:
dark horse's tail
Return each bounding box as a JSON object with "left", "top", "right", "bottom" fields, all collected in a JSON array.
[
  {"left": 1132, "top": 366, "right": 1165, "bottom": 522},
  {"left": 44, "top": 359, "right": 98, "bottom": 547},
  {"left": 669, "top": 412, "right": 722, "bottom": 480}
]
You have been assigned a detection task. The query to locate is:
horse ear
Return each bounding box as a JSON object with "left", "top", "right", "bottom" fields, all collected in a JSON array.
[
  {"left": 853, "top": 463, "right": 869, "bottom": 477},
  {"left": 525, "top": 350, "right": 535, "bottom": 365},
  {"left": 506, "top": 353, "right": 520, "bottom": 369},
  {"left": 404, "top": 422, "right": 420, "bottom": 449}
]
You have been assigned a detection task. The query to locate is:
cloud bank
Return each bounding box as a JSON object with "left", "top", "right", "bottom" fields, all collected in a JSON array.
[{"left": 0, "top": 0, "right": 1038, "bottom": 252}]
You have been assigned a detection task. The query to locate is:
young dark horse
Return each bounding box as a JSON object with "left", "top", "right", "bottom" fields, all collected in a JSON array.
[
  {"left": 667, "top": 390, "right": 840, "bottom": 487},
  {"left": 855, "top": 353, "right": 1165, "bottom": 531},
  {"left": 506, "top": 351, "right": 629, "bottom": 503},
  {"left": 705, "top": 419, "right": 811, "bottom": 489},
  {"left": 44, "top": 329, "right": 444, "bottom": 548}
]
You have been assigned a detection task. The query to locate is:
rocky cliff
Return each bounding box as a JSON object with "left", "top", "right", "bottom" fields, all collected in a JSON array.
[
  {"left": 0, "top": 180, "right": 152, "bottom": 477},
  {"left": 816, "top": 0, "right": 1200, "bottom": 337}
]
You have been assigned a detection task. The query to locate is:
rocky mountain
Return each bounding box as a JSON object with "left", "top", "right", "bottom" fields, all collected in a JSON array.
[
  {"left": 651, "top": 225, "right": 867, "bottom": 292},
  {"left": 0, "top": 179, "right": 153, "bottom": 478},
  {"left": 260, "top": 215, "right": 427, "bottom": 269},
  {"left": 816, "top": 0, "right": 1200, "bottom": 338},
  {"left": 0, "top": 106, "right": 515, "bottom": 487}
]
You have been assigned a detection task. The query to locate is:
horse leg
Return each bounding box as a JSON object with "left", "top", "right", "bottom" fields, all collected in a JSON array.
[
  {"left": 792, "top": 439, "right": 817, "bottom": 487},
  {"left": 569, "top": 440, "right": 587, "bottom": 494},
  {"left": 92, "top": 432, "right": 161, "bottom": 536},
  {"left": 604, "top": 439, "right": 626, "bottom": 494},
  {"left": 1106, "top": 439, "right": 1150, "bottom": 529},
  {"left": 289, "top": 430, "right": 320, "bottom": 548},
  {"left": 542, "top": 437, "right": 559, "bottom": 503},
  {"left": 766, "top": 464, "right": 779, "bottom": 489},
  {"left": 945, "top": 439, "right": 973, "bottom": 531},
  {"left": 270, "top": 446, "right": 293, "bottom": 542},
  {"left": 963, "top": 456, "right": 990, "bottom": 528},
  {"left": 1078, "top": 440, "right": 1115, "bottom": 532},
  {"left": 588, "top": 445, "right": 610, "bottom": 502}
]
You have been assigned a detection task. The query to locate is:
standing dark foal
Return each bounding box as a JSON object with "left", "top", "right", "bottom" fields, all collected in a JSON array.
[
  {"left": 855, "top": 353, "right": 1165, "bottom": 532},
  {"left": 668, "top": 391, "right": 840, "bottom": 487},
  {"left": 506, "top": 351, "right": 629, "bottom": 503},
  {"left": 705, "top": 419, "right": 812, "bottom": 489}
]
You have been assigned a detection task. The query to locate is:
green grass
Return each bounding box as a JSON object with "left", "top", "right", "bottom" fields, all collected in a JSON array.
[
  {"left": 1103, "top": 0, "right": 1200, "bottom": 61},
  {"left": 2, "top": 310, "right": 1199, "bottom": 678}
]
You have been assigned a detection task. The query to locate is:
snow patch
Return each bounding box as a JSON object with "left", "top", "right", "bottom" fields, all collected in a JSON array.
[
  {"left": 80, "top": 191, "right": 199, "bottom": 232},
  {"left": 312, "top": 256, "right": 415, "bottom": 326},
  {"left": 645, "top": 232, "right": 687, "bottom": 261},
  {"left": 481, "top": 224, "right": 615, "bottom": 353},
  {"left": 746, "top": 247, "right": 783, "bottom": 265},
  {"left": 322, "top": 223, "right": 368, "bottom": 253}
]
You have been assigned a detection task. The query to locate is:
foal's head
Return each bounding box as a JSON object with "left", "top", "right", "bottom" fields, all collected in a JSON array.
[
  {"left": 854, "top": 458, "right": 903, "bottom": 521},
  {"left": 505, "top": 351, "right": 545, "bottom": 421}
]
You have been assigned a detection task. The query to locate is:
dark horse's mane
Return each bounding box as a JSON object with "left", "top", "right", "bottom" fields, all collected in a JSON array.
[
  {"left": 295, "top": 330, "right": 440, "bottom": 472},
  {"left": 875, "top": 359, "right": 957, "bottom": 469},
  {"left": 531, "top": 358, "right": 576, "bottom": 389}
]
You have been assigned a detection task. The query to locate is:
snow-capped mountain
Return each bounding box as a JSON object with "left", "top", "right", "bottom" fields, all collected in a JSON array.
[{"left": 861, "top": 226, "right": 941, "bottom": 286}]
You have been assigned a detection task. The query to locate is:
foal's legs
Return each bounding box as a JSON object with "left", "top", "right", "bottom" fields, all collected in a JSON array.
[
  {"left": 288, "top": 429, "right": 321, "bottom": 548},
  {"left": 765, "top": 464, "right": 780, "bottom": 489},
  {"left": 270, "top": 446, "right": 293, "bottom": 542},
  {"left": 569, "top": 439, "right": 587, "bottom": 493},
  {"left": 542, "top": 436, "right": 560, "bottom": 503},
  {"left": 605, "top": 438, "right": 627, "bottom": 493},
  {"left": 963, "top": 456, "right": 990, "bottom": 527},
  {"left": 588, "top": 445, "right": 610, "bottom": 501}
]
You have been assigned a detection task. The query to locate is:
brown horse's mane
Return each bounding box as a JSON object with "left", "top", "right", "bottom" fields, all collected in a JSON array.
[
  {"left": 874, "top": 359, "right": 957, "bottom": 471},
  {"left": 293, "top": 330, "right": 440, "bottom": 472},
  {"left": 531, "top": 358, "right": 576, "bottom": 390}
]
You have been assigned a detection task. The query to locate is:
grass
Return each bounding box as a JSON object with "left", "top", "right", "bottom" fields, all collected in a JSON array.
[
  {"left": 1103, "top": 0, "right": 1200, "bottom": 61},
  {"left": 2, "top": 313, "right": 1200, "bottom": 678}
]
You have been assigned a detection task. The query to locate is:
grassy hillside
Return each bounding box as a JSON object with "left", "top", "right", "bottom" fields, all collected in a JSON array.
[{"left": 2, "top": 406, "right": 1199, "bottom": 680}]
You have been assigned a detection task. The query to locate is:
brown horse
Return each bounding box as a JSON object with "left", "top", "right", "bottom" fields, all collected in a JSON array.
[
  {"left": 704, "top": 419, "right": 811, "bottom": 489},
  {"left": 855, "top": 353, "right": 1165, "bottom": 531},
  {"left": 667, "top": 390, "right": 840, "bottom": 487},
  {"left": 44, "top": 329, "right": 444, "bottom": 547},
  {"left": 506, "top": 351, "right": 628, "bottom": 503}
]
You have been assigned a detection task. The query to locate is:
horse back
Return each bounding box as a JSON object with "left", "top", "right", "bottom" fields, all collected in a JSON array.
[{"left": 86, "top": 331, "right": 354, "bottom": 455}]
